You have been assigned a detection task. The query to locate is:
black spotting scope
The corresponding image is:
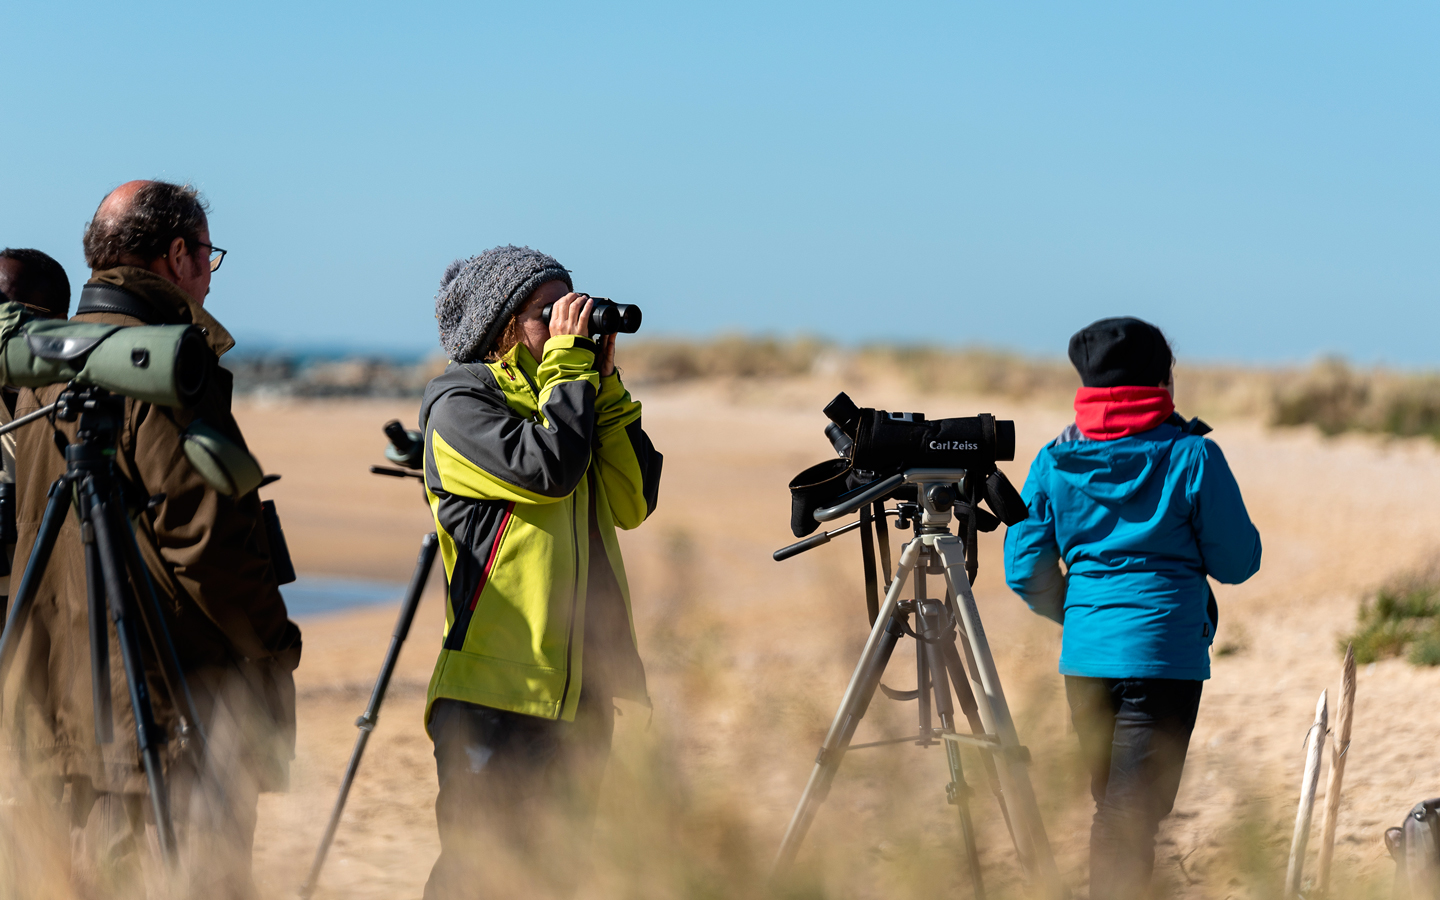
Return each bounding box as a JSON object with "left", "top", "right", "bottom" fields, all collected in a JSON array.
[
  {"left": 822, "top": 392, "right": 1015, "bottom": 476},
  {"left": 785, "top": 393, "right": 1027, "bottom": 539}
]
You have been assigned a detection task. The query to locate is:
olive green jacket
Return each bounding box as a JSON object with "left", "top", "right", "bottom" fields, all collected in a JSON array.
[
  {"left": 420, "top": 336, "right": 661, "bottom": 727},
  {"left": 0, "top": 268, "right": 300, "bottom": 793}
]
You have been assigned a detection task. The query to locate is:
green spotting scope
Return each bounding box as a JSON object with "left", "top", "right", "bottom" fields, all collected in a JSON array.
[
  {"left": 0, "top": 297, "right": 266, "bottom": 499},
  {"left": 0, "top": 300, "right": 210, "bottom": 408}
]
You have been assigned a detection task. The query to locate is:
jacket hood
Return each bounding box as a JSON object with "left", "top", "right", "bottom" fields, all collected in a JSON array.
[
  {"left": 421, "top": 360, "right": 481, "bottom": 428},
  {"left": 420, "top": 343, "right": 542, "bottom": 427},
  {"left": 1046, "top": 423, "right": 1181, "bottom": 504}
]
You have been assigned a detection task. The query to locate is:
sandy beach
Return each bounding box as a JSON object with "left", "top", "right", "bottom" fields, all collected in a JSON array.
[{"left": 234, "top": 378, "right": 1440, "bottom": 899}]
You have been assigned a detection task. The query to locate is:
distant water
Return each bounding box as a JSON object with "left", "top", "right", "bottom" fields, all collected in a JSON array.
[{"left": 283, "top": 575, "right": 408, "bottom": 617}]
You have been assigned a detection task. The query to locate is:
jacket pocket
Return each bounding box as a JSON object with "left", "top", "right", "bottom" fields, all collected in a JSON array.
[{"left": 443, "top": 499, "right": 514, "bottom": 651}]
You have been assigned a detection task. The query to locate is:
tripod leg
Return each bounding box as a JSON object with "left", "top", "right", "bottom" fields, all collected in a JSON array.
[
  {"left": 81, "top": 512, "right": 113, "bottom": 744},
  {"left": 915, "top": 568, "right": 931, "bottom": 741},
  {"left": 104, "top": 485, "right": 244, "bottom": 850},
  {"left": 919, "top": 601, "right": 986, "bottom": 900},
  {"left": 940, "top": 591, "right": 1017, "bottom": 843},
  {"left": 944, "top": 737, "right": 986, "bottom": 900},
  {"left": 300, "top": 532, "right": 439, "bottom": 899},
  {"left": 107, "top": 484, "right": 207, "bottom": 754},
  {"left": 934, "top": 534, "right": 1061, "bottom": 897},
  {"left": 85, "top": 480, "right": 179, "bottom": 867},
  {"left": 0, "top": 480, "right": 71, "bottom": 682},
  {"left": 942, "top": 640, "right": 1017, "bottom": 847},
  {"left": 772, "top": 539, "right": 924, "bottom": 877}
]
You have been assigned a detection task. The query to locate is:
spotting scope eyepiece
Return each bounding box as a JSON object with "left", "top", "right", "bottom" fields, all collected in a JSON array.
[{"left": 383, "top": 419, "right": 425, "bottom": 469}]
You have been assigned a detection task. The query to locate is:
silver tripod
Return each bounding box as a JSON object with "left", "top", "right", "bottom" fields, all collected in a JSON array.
[{"left": 771, "top": 469, "right": 1060, "bottom": 899}]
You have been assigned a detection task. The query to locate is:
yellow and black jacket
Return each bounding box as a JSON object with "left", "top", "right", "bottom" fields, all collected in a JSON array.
[{"left": 420, "top": 335, "right": 661, "bottom": 728}]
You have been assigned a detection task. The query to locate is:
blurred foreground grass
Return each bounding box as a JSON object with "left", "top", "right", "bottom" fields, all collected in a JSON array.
[
  {"left": 1, "top": 529, "right": 1401, "bottom": 900},
  {"left": 571, "top": 527, "right": 1396, "bottom": 900}
]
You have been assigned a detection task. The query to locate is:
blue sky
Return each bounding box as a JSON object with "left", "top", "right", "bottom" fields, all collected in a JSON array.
[{"left": 1, "top": 2, "right": 1436, "bottom": 363}]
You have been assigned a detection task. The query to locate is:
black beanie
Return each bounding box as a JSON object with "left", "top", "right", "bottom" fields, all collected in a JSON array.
[{"left": 1067, "top": 317, "right": 1173, "bottom": 388}]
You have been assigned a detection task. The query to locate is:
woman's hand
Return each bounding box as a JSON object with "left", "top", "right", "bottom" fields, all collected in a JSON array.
[
  {"left": 598, "top": 333, "right": 617, "bottom": 377},
  {"left": 547, "top": 293, "right": 594, "bottom": 339}
]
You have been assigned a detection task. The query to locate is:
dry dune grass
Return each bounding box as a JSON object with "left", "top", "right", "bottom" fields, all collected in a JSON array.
[
  {"left": 618, "top": 338, "right": 1440, "bottom": 443},
  {"left": 7, "top": 370, "right": 1440, "bottom": 898},
  {"left": 232, "top": 335, "right": 1440, "bottom": 442}
]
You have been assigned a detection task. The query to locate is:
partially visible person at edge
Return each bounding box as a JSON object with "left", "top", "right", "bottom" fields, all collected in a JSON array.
[
  {"left": 1003, "top": 317, "right": 1261, "bottom": 900},
  {"left": 419, "top": 245, "right": 662, "bottom": 899},
  {"left": 0, "top": 248, "right": 71, "bottom": 617},
  {"left": 0, "top": 181, "right": 301, "bottom": 900}
]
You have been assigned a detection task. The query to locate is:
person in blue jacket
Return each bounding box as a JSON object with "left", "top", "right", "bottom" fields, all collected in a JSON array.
[{"left": 1004, "top": 317, "right": 1261, "bottom": 900}]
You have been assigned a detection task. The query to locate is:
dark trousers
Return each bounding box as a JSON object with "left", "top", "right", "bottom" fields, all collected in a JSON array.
[
  {"left": 423, "top": 690, "right": 614, "bottom": 900},
  {"left": 1065, "top": 677, "right": 1203, "bottom": 900}
]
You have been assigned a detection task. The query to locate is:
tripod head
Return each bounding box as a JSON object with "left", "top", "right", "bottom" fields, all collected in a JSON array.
[
  {"left": 53, "top": 383, "right": 126, "bottom": 441},
  {"left": 775, "top": 469, "right": 998, "bottom": 559},
  {"left": 0, "top": 384, "right": 145, "bottom": 493},
  {"left": 815, "top": 469, "right": 970, "bottom": 527},
  {"left": 0, "top": 382, "right": 151, "bottom": 445},
  {"left": 774, "top": 463, "right": 1031, "bottom": 644}
]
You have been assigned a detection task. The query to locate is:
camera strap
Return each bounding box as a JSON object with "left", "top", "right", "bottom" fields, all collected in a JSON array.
[
  {"left": 76, "top": 285, "right": 163, "bottom": 324},
  {"left": 859, "top": 505, "right": 880, "bottom": 627},
  {"left": 872, "top": 499, "right": 892, "bottom": 584},
  {"left": 964, "top": 478, "right": 980, "bottom": 587},
  {"left": 978, "top": 413, "right": 996, "bottom": 453}
]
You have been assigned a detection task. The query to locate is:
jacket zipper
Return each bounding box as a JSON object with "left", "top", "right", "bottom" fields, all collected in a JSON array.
[
  {"left": 555, "top": 484, "right": 582, "bottom": 714},
  {"left": 516, "top": 362, "right": 539, "bottom": 396},
  {"left": 525, "top": 360, "right": 580, "bottom": 717},
  {"left": 510, "top": 356, "right": 582, "bottom": 716}
]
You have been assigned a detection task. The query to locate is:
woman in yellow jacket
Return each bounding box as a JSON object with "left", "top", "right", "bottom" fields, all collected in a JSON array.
[{"left": 422, "top": 246, "right": 662, "bottom": 899}]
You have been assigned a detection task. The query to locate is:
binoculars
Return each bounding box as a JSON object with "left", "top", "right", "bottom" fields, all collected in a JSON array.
[{"left": 540, "top": 296, "right": 642, "bottom": 336}]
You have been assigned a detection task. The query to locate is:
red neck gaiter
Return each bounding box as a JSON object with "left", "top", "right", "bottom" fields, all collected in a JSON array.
[{"left": 1073, "top": 386, "right": 1175, "bottom": 440}]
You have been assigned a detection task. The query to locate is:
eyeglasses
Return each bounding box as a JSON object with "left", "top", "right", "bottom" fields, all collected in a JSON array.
[{"left": 194, "top": 242, "right": 227, "bottom": 273}]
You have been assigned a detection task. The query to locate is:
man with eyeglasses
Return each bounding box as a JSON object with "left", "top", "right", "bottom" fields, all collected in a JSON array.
[{"left": 1, "top": 180, "right": 300, "bottom": 899}]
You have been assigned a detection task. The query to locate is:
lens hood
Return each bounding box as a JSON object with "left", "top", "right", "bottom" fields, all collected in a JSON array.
[
  {"left": 788, "top": 458, "right": 854, "bottom": 537},
  {"left": 76, "top": 323, "right": 210, "bottom": 407},
  {"left": 983, "top": 469, "right": 1028, "bottom": 526}
]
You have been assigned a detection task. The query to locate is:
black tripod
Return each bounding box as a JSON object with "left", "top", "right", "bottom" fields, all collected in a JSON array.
[
  {"left": 0, "top": 384, "right": 205, "bottom": 867},
  {"left": 771, "top": 469, "right": 1060, "bottom": 899},
  {"left": 299, "top": 421, "right": 438, "bottom": 898}
]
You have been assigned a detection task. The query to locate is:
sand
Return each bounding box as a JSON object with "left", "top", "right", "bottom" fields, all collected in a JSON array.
[{"left": 231, "top": 379, "right": 1440, "bottom": 899}]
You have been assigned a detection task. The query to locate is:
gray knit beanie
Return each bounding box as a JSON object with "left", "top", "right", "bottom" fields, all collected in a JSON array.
[{"left": 435, "top": 245, "right": 572, "bottom": 362}]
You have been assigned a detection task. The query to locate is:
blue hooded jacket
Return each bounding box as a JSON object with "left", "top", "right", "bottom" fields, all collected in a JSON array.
[{"left": 1003, "top": 420, "right": 1262, "bottom": 681}]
